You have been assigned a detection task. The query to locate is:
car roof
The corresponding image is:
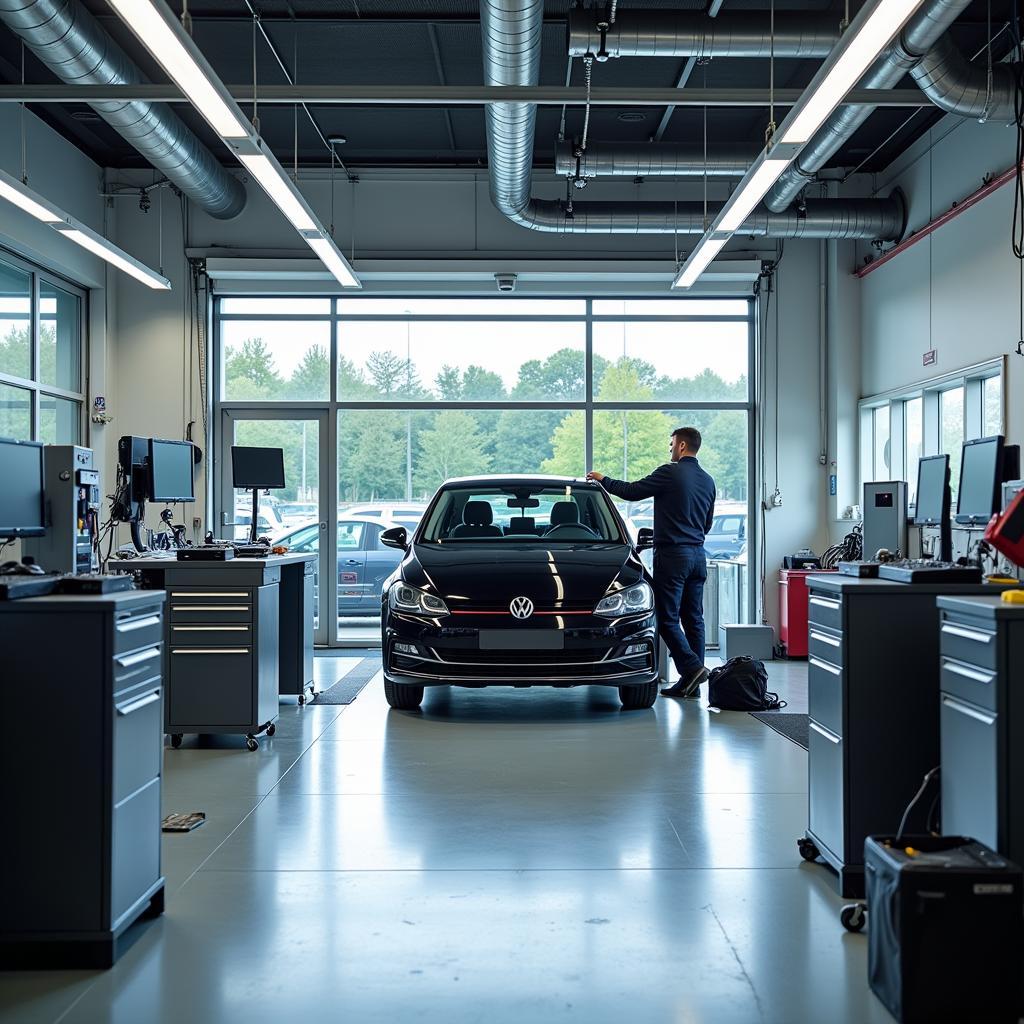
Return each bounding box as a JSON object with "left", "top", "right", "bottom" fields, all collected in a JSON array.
[{"left": 441, "top": 474, "right": 599, "bottom": 489}]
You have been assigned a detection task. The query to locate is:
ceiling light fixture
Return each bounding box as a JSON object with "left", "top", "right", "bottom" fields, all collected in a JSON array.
[
  {"left": 673, "top": 0, "right": 927, "bottom": 288},
  {"left": 0, "top": 167, "right": 170, "bottom": 290},
  {"left": 106, "top": 0, "right": 250, "bottom": 139},
  {"left": 107, "top": 0, "right": 361, "bottom": 289}
]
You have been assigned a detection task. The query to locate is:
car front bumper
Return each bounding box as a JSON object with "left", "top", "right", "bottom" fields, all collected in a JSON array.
[{"left": 382, "top": 611, "right": 658, "bottom": 688}]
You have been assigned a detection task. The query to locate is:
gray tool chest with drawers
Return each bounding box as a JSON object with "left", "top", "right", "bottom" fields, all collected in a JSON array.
[
  {"left": 0, "top": 591, "right": 167, "bottom": 967},
  {"left": 117, "top": 558, "right": 281, "bottom": 751},
  {"left": 799, "top": 575, "right": 1008, "bottom": 897},
  {"left": 936, "top": 594, "right": 1024, "bottom": 863}
]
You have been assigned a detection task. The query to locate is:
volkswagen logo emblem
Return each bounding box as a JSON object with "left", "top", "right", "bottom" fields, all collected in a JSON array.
[{"left": 509, "top": 596, "right": 534, "bottom": 620}]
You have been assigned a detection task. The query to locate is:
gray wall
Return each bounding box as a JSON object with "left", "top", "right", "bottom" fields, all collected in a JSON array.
[{"left": 859, "top": 118, "right": 1021, "bottom": 441}]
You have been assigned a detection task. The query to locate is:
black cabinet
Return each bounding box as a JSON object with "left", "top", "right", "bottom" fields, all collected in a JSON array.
[
  {"left": 937, "top": 596, "right": 1024, "bottom": 863},
  {"left": 802, "top": 576, "right": 1006, "bottom": 897},
  {"left": 0, "top": 591, "right": 166, "bottom": 967}
]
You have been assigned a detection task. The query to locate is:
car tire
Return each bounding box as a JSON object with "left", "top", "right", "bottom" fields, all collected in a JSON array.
[
  {"left": 384, "top": 678, "right": 424, "bottom": 710},
  {"left": 619, "top": 680, "right": 658, "bottom": 710}
]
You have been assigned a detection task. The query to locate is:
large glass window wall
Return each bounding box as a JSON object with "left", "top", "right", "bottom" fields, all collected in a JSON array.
[{"left": 216, "top": 296, "right": 753, "bottom": 645}]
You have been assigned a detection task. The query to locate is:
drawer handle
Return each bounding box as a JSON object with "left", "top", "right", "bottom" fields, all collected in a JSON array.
[
  {"left": 172, "top": 648, "right": 249, "bottom": 655},
  {"left": 809, "top": 596, "right": 840, "bottom": 611},
  {"left": 170, "top": 591, "right": 248, "bottom": 598},
  {"left": 941, "top": 623, "right": 994, "bottom": 645},
  {"left": 942, "top": 695, "right": 996, "bottom": 726},
  {"left": 809, "top": 655, "right": 841, "bottom": 676},
  {"left": 116, "top": 689, "right": 161, "bottom": 716},
  {"left": 810, "top": 630, "right": 841, "bottom": 648},
  {"left": 172, "top": 626, "right": 249, "bottom": 633},
  {"left": 810, "top": 721, "right": 841, "bottom": 744},
  {"left": 115, "top": 647, "right": 161, "bottom": 669},
  {"left": 116, "top": 614, "right": 161, "bottom": 633},
  {"left": 942, "top": 660, "right": 995, "bottom": 685},
  {"left": 172, "top": 605, "right": 250, "bottom": 612}
]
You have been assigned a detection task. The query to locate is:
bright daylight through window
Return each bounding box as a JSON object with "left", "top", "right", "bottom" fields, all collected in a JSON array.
[{"left": 217, "top": 297, "right": 752, "bottom": 643}]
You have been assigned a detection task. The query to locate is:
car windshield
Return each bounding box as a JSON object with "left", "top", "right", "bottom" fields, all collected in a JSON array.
[{"left": 420, "top": 485, "right": 623, "bottom": 544}]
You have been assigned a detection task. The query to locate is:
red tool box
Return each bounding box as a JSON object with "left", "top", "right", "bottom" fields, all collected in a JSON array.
[{"left": 779, "top": 568, "right": 837, "bottom": 658}]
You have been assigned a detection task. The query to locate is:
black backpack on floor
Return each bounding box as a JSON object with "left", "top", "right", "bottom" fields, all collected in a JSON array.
[{"left": 707, "top": 657, "right": 787, "bottom": 711}]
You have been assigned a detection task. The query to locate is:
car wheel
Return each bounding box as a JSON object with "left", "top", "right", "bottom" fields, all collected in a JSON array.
[
  {"left": 619, "top": 680, "right": 658, "bottom": 710},
  {"left": 384, "top": 678, "right": 424, "bottom": 710}
]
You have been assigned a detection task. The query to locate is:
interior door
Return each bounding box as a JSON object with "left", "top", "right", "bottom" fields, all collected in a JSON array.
[{"left": 219, "top": 409, "right": 330, "bottom": 645}]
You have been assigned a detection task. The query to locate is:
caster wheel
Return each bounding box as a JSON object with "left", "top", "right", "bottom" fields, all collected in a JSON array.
[
  {"left": 246, "top": 737, "right": 259, "bottom": 752},
  {"left": 797, "top": 837, "right": 820, "bottom": 862},
  {"left": 170, "top": 734, "right": 183, "bottom": 750},
  {"left": 841, "top": 903, "right": 867, "bottom": 933},
  {"left": 266, "top": 723, "right": 276, "bottom": 737},
  {"left": 298, "top": 694, "right": 306, "bottom": 705}
]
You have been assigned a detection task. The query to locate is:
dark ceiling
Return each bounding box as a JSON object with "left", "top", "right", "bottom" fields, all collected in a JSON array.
[{"left": 0, "top": 0, "right": 1013, "bottom": 184}]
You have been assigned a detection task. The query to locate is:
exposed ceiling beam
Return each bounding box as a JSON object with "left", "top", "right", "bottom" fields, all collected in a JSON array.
[{"left": 0, "top": 85, "right": 932, "bottom": 107}]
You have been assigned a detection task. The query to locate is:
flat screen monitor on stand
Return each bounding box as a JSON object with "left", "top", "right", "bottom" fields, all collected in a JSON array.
[
  {"left": 914, "top": 454, "right": 952, "bottom": 562},
  {"left": 0, "top": 437, "right": 45, "bottom": 543},
  {"left": 956, "top": 435, "right": 1006, "bottom": 529},
  {"left": 231, "top": 447, "right": 285, "bottom": 545},
  {"left": 117, "top": 436, "right": 196, "bottom": 551}
]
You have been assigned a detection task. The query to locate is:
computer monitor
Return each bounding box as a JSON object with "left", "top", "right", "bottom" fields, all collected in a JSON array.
[
  {"left": 914, "top": 455, "right": 950, "bottom": 526},
  {"left": 0, "top": 437, "right": 46, "bottom": 539},
  {"left": 148, "top": 439, "right": 195, "bottom": 503},
  {"left": 956, "top": 435, "right": 1004, "bottom": 526},
  {"left": 231, "top": 447, "right": 285, "bottom": 489},
  {"left": 914, "top": 454, "right": 952, "bottom": 561}
]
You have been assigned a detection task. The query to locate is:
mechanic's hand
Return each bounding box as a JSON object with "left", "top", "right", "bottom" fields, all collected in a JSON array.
[{"left": 586, "top": 471, "right": 604, "bottom": 482}]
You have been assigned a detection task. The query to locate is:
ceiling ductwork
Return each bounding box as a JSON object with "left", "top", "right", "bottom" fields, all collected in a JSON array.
[
  {"left": 554, "top": 140, "right": 752, "bottom": 178},
  {"left": 567, "top": 9, "right": 839, "bottom": 60},
  {"left": 764, "top": 0, "right": 973, "bottom": 212},
  {"left": 482, "top": 0, "right": 904, "bottom": 239},
  {"left": 0, "top": 0, "right": 246, "bottom": 220},
  {"left": 911, "top": 35, "right": 1018, "bottom": 121}
]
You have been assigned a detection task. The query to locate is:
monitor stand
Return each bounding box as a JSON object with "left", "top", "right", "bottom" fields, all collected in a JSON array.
[{"left": 248, "top": 487, "right": 261, "bottom": 545}]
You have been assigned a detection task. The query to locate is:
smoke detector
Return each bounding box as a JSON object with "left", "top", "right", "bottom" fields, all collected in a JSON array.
[{"left": 494, "top": 273, "right": 518, "bottom": 293}]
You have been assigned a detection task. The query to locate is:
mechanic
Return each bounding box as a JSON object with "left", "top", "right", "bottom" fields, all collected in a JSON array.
[{"left": 587, "top": 426, "right": 717, "bottom": 700}]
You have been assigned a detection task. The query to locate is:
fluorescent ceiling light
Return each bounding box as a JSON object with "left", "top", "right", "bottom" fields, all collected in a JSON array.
[
  {"left": 673, "top": 237, "right": 728, "bottom": 289},
  {"left": 0, "top": 172, "right": 63, "bottom": 224},
  {"left": 780, "top": 0, "right": 924, "bottom": 144},
  {"left": 306, "top": 235, "right": 361, "bottom": 289},
  {"left": 718, "top": 158, "right": 791, "bottom": 232},
  {"left": 106, "top": 0, "right": 250, "bottom": 139},
  {"left": 58, "top": 229, "right": 171, "bottom": 290},
  {"left": 237, "top": 154, "right": 318, "bottom": 233}
]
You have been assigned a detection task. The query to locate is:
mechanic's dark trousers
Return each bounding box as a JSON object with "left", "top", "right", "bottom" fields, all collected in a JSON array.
[{"left": 653, "top": 545, "right": 707, "bottom": 678}]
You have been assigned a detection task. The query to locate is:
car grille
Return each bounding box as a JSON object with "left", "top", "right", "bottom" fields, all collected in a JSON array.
[{"left": 389, "top": 645, "right": 653, "bottom": 681}]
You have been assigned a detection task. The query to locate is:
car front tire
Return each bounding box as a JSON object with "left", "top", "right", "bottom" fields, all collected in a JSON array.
[
  {"left": 384, "top": 678, "right": 424, "bottom": 710},
  {"left": 619, "top": 680, "right": 658, "bottom": 710}
]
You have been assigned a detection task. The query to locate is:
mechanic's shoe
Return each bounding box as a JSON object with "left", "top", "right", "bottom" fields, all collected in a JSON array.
[{"left": 660, "top": 666, "right": 709, "bottom": 699}]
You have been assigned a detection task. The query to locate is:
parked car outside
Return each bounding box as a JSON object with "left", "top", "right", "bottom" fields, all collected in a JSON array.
[
  {"left": 272, "top": 514, "right": 406, "bottom": 616},
  {"left": 345, "top": 502, "right": 428, "bottom": 533},
  {"left": 277, "top": 502, "right": 318, "bottom": 527},
  {"left": 232, "top": 502, "right": 285, "bottom": 541}
]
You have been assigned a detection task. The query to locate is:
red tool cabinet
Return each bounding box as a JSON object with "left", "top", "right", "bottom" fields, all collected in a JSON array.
[{"left": 779, "top": 569, "right": 837, "bottom": 658}]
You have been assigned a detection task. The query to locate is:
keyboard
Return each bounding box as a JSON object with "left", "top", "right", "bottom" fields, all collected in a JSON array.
[
  {"left": 877, "top": 560, "right": 983, "bottom": 584},
  {"left": 838, "top": 561, "right": 880, "bottom": 578}
]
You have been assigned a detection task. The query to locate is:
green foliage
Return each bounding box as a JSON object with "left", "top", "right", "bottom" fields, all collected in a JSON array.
[{"left": 415, "top": 410, "right": 491, "bottom": 490}]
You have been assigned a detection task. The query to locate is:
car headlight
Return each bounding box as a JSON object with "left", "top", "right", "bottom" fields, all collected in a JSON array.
[
  {"left": 594, "top": 582, "right": 654, "bottom": 618},
  {"left": 388, "top": 582, "right": 449, "bottom": 616}
]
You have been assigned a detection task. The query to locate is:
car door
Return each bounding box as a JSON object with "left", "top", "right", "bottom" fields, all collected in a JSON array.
[
  {"left": 337, "top": 520, "right": 367, "bottom": 614},
  {"left": 360, "top": 522, "right": 406, "bottom": 610},
  {"left": 280, "top": 523, "right": 322, "bottom": 612}
]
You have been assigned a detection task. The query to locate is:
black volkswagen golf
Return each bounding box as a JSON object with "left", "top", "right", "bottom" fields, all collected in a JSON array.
[{"left": 379, "top": 475, "right": 659, "bottom": 711}]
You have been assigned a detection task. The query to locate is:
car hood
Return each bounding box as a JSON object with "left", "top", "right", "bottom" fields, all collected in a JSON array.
[{"left": 402, "top": 542, "right": 643, "bottom": 609}]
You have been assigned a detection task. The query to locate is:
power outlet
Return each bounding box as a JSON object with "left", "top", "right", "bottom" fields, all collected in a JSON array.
[{"left": 762, "top": 488, "right": 783, "bottom": 510}]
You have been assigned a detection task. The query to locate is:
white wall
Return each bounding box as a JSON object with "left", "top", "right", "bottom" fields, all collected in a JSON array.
[{"left": 859, "top": 118, "right": 1021, "bottom": 441}]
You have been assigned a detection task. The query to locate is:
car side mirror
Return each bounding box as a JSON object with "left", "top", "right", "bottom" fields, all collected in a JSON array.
[
  {"left": 636, "top": 527, "right": 654, "bottom": 551},
  {"left": 380, "top": 526, "right": 408, "bottom": 550}
]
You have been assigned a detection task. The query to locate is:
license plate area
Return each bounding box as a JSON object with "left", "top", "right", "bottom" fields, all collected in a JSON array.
[{"left": 478, "top": 629, "right": 564, "bottom": 650}]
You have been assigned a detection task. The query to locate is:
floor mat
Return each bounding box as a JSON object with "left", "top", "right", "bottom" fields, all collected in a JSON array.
[
  {"left": 749, "top": 712, "right": 809, "bottom": 751},
  {"left": 310, "top": 658, "right": 382, "bottom": 705}
]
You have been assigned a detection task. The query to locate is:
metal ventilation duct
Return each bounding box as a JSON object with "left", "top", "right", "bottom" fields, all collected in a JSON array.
[
  {"left": 0, "top": 0, "right": 246, "bottom": 220},
  {"left": 765, "top": 0, "right": 972, "bottom": 212},
  {"left": 481, "top": 0, "right": 904, "bottom": 239},
  {"left": 911, "top": 36, "right": 1017, "bottom": 122},
  {"left": 567, "top": 9, "right": 839, "bottom": 60},
  {"left": 554, "top": 141, "right": 753, "bottom": 178}
]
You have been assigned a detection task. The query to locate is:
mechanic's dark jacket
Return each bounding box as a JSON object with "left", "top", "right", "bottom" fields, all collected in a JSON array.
[{"left": 600, "top": 457, "right": 716, "bottom": 549}]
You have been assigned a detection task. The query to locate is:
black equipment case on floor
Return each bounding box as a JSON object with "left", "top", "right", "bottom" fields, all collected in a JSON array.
[{"left": 866, "top": 835, "right": 1024, "bottom": 1023}]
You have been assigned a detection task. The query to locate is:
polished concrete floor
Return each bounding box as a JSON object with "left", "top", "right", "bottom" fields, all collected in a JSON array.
[{"left": 0, "top": 657, "right": 894, "bottom": 1024}]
